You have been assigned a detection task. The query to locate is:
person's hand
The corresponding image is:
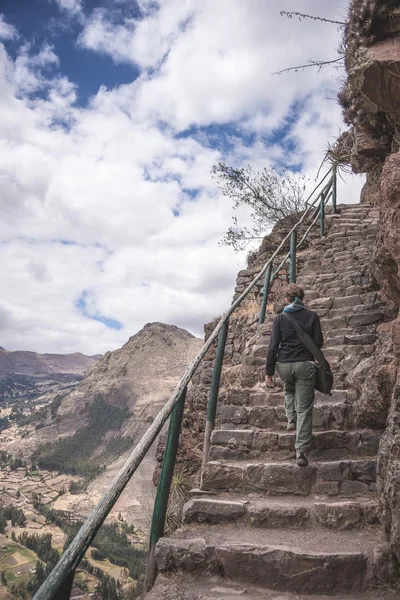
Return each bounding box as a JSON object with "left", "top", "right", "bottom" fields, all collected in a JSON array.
[{"left": 265, "top": 375, "right": 275, "bottom": 388}]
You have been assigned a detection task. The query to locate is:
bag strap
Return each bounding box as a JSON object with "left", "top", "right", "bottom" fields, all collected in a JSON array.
[{"left": 282, "top": 312, "right": 330, "bottom": 369}]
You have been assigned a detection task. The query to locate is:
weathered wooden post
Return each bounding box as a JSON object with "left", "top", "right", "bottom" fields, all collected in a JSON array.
[
  {"left": 200, "top": 319, "right": 229, "bottom": 485},
  {"left": 289, "top": 231, "right": 297, "bottom": 283},
  {"left": 57, "top": 570, "right": 75, "bottom": 600},
  {"left": 144, "top": 386, "right": 188, "bottom": 592},
  {"left": 332, "top": 166, "right": 337, "bottom": 214},
  {"left": 258, "top": 263, "right": 272, "bottom": 325}
]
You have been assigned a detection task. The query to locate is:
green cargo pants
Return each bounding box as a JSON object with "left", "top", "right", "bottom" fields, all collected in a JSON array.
[{"left": 276, "top": 361, "right": 316, "bottom": 453}]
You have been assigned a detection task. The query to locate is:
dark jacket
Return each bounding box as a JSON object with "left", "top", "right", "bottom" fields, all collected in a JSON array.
[{"left": 265, "top": 308, "right": 323, "bottom": 376}]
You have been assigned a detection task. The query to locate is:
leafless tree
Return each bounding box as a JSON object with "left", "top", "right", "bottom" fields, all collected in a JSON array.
[{"left": 212, "top": 162, "right": 306, "bottom": 252}]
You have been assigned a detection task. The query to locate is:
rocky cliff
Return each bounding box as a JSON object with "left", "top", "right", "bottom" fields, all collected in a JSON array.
[
  {"left": 9, "top": 323, "right": 202, "bottom": 531},
  {"left": 337, "top": 0, "right": 400, "bottom": 565}
]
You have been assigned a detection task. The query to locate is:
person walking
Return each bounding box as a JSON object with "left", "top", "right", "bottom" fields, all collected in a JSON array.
[{"left": 265, "top": 284, "right": 323, "bottom": 467}]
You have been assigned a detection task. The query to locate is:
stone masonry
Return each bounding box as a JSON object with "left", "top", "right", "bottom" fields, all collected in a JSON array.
[{"left": 147, "top": 203, "right": 400, "bottom": 599}]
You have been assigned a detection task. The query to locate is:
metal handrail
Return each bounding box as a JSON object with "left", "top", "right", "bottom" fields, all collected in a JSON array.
[{"left": 33, "top": 165, "right": 337, "bottom": 600}]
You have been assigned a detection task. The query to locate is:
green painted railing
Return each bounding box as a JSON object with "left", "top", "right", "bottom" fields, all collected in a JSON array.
[{"left": 32, "top": 165, "right": 338, "bottom": 600}]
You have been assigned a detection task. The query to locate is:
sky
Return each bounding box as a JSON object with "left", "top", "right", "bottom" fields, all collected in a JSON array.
[{"left": 0, "top": 0, "right": 363, "bottom": 355}]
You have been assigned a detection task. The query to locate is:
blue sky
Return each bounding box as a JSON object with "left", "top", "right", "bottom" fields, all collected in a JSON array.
[
  {"left": 0, "top": 0, "right": 363, "bottom": 354},
  {"left": 2, "top": 0, "right": 140, "bottom": 103}
]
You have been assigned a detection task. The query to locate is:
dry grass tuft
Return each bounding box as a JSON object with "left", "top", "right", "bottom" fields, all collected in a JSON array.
[
  {"left": 165, "top": 468, "right": 193, "bottom": 534},
  {"left": 220, "top": 365, "right": 241, "bottom": 390},
  {"left": 232, "top": 297, "right": 260, "bottom": 319},
  {"left": 324, "top": 131, "right": 353, "bottom": 174}
]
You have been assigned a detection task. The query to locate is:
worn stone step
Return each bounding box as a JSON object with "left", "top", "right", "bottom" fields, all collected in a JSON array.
[
  {"left": 307, "top": 266, "right": 371, "bottom": 279},
  {"left": 183, "top": 495, "right": 379, "bottom": 531},
  {"left": 332, "top": 219, "right": 374, "bottom": 227},
  {"left": 320, "top": 307, "right": 384, "bottom": 324},
  {"left": 155, "top": 525, "right": 390, "bottom": 595},
  {"left": 325, "top": 230, "right": 373, "bottom": 240},
  {"left": 146, "top": 573, "right": 398, "bottom": 600},
  {"left": 235, "top": 388, "right": 353, "bottom": 408},
  {"left": 202, "top": 459, "right": 377, "bottom": 496},
  {"left": 319, "top": 285, "right": 372, "bottom": 298},
  {"left": 219, "top": 401, "right": 356, "bottom": 432},
  {"left": 306, "top": 286, "right": 367, "bottom": 300},
  {"left": 209, "top": 429, "right": 379, "bottom": 461},
  {"left": 219, "top": 402, "right": 355, "bottom": 432},
  {"left": 298, "top": 270, "right": 368, "bottom": 286}
]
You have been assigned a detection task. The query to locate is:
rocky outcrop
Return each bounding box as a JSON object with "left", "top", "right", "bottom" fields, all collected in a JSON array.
[
  {"left": 10, "top": 323, "right": 202, "bottom": 531},
  {"left": 337, "top": 0, "right": 400, "bottom": 565}
]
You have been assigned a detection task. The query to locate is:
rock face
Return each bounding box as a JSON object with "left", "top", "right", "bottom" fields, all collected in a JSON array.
[
  {"left": 337, "top": 0, "right": 400, "bottom": 566},
  {"left": 11, "top": 323, "right": 202, "bottom": 531}
]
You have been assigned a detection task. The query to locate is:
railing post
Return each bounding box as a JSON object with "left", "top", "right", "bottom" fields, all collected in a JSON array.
[
  {"left": 200, "top": 319, "right": 229, "bottom": 485},
  {"left": 289, "top": 231, "right": 297, "bottom": 283},
  {"left": 332, "top": 166, "right": 337, "bottom": 214},
  {"left": 57, "top": 570, "right": 75, "bottom": 600},
  {"left": 320, "top": 192, "right": 325, "bottom": 237},
  {"left": 258, "top": 263, "right": 272, "bottom": 325},
  {"left": 144, "top": 386, "right": 187, "bottom": 592}
]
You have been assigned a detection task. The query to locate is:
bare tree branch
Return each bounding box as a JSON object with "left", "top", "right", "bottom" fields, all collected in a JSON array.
[
  {"left": 280, "top": 11, "right": 345, "bottom": 26},
  {"left": 272, "top": 57, "right": 343, "bottom": 76}
]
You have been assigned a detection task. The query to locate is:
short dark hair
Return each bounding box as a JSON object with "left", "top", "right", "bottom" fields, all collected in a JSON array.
[{"left": 284, "top": 284, "right": 305, "bottom": 303}]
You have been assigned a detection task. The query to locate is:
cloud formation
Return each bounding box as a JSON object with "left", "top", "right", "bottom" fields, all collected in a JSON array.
[
  {"left": 0, "top": 15, "right": 17, "bottom": 40},
  {"left": 53, "top": 0, "right": 83, "bottom": 16},
  {"left": 0, "top": 3, "right": 364, "bottom": 355}
]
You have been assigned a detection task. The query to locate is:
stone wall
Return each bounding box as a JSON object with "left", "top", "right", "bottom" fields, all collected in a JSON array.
[{"left": 339, "top": 0, "right": 400, "bottom": 563}]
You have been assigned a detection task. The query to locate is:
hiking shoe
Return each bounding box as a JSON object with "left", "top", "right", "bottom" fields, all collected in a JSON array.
[
  {"left": 287, "top": 420, "right": 296, "bottom": 431},
  {"left": 296, "top": 451, "right": 308, "bottom": 467}
]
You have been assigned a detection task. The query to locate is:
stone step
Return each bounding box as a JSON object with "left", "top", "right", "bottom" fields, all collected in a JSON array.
[
  {"left": 218, "top": 402, "right": 355, "bottom": 432},
  {"left": 326, "top": 230, "right": 374, "bottom": 240},
  {"left": 320, "top": 309, "right": 384, "bottom": 328},
  {"left": 146, "top": 573, "right": 398, "bottom": 600},
  {"left": 237, "top": 388, "right": 353, "bottom": 408},
  {"left": 242, "top": 390, "right": 356, "bottom": 407},
  {"left": 202, "top": 459, "right": 377, "bottom": 497},
  {"left": 307, "top": 264, "right": 370, "bottom": 276},
  {"left": 209, "top": 429, "right": 379, "bottom": 461},
  {"left": 297, "top": 270, "right": 369, "bottom": 286},
  {"left": 155, "top": 525, "right": 390, "bottom": 595},
  {"left": 332, "top": 219, "right": 375, "bottom": 226},
  {"left": 339, "top": 210, "right": 375, "bottom": 218},
  {"left": 305, "top": 286, "right": 367, "bottom": 300},
  {"left": 183, "top": 495, "right": 379, "bottom": 531},
  {"left": 308, "top": 294, "right": 370, "bottom": 311}
]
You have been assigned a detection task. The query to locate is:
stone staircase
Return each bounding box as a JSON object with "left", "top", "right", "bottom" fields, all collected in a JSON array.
[{"left": 149, "top": 204, "right": 399, "bottom": 599}]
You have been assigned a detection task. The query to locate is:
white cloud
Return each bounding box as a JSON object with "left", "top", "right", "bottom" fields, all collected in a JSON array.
[
  {"left": 0, "top": 1, "right": 364, "bottom": 355},
  {"left": 53, "top": 0, "right": 83, "bottom": 16},
  {"left": 79, "top": 1, "right": 194, "bottom": 68},
  {"left": 0, "top": 14, "right": 18, "bottom": 41}
]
